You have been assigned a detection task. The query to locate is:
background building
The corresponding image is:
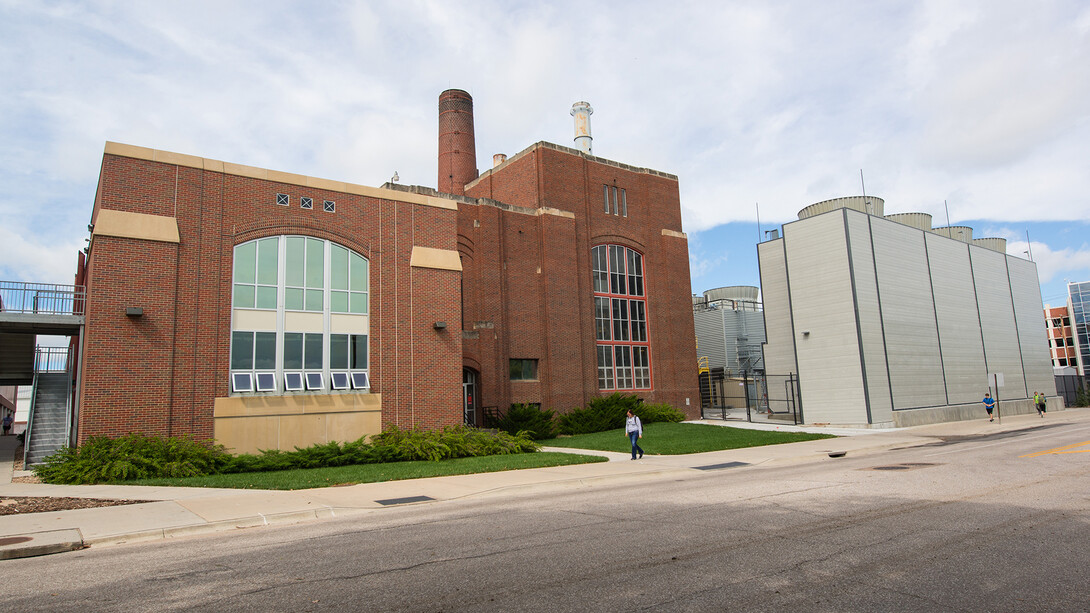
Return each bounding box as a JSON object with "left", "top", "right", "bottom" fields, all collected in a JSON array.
[
  {"left": 1066, "top": 281, "right": 1090, "bottom": 377},
  {"left": 1044, "top": 304, "right": 1078, "bottom": 371},
  {"left": 43, "top": 90, "right": 700, "bottom": 456},
  {"left": 758, "top": 197, "right": 1055, "bottom": 427}
]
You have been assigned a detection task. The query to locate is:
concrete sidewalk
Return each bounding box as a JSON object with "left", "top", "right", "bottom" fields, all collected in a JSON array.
[{"left": 2, "top": 408, "right": 1082, "bottom": 559}]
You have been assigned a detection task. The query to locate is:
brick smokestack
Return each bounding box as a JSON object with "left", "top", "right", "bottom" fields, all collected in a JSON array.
[{"left": 437, "top": 89, "right": 478, "bottom": 195}]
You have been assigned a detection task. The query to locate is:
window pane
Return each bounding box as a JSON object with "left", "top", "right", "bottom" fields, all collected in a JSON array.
[
  {"left": 254, "top": 332, "right": 277, "bottom": 370},
  {"left": 256, "top": 286, "right": 277, "bottom": 309},
  {"left": 595, "top": 297, "right": 611, "bottom": 341},
  {"left": 609, "top": 245, "right": 626, "bottom": 294},
  {"left": 524, "top": 359, "right": 537, "bottom": 380},
  {"left": 234, "top": 242, "right": 256, "bottom": 284},
  {"left": 331, "top": 245, "right": 349, "bottom": 290},
  {"left": 257, "top": 238, "right": 278, "bottom": 285},
  {"left": 621, "top": 189, "right": 627, "bottom": 217},
  {"left": 331, "top": 291, "right": 349, "bottom": 313},
  {"left": 305, "top": 289, "right": 323, "bottom": 311},
  {"left": 286, "top": 237, "right": 305, "bottom": 286},
  {"left": 306, "top": 238, "right": 324, "bottom": 288},
  {"left": 509, "top": 359, "right": 522, "bottom": 380},
  {"left": 350, "top": 292, "right": 368, "bottom": 314},
  {"left": 615, "top": 345, "right": 633, "bottom": 389},
  {"left": 350, "top": 254, "right": 368, "bottom": 292},
  {"left": 230, "top": 331, "right": 254, "bottom": 370},
  {"left": 351, "top": 334, "right": 368, "bottom": 369},
  {"left": 285, "top": 288, "right": 304, "bottom": 311},
  {"left": 611, "top": 186, "right": 619, "bottom": 215},
  {"left": 628, "top": 250, "right": 643, "bottom": 296},
  {"left": 592, "top": 246, "right": 608, "bottom": 293},
  {"left": 631, "top": 300, "right": 646, "bottom": 342},
  {"left": 304, "top": 333, "right": 323, "bottom": 369},
  {"left": 612, "top": 298, "right": 629, "bottom": 341},
  {"left": 330, "top": 334, "right": 349, "bottom": 369},
  {"left": 603, "top": 185, "right": 610, "bottom": 213},
  {"left": 597, "top": 346, "right": 613, "bottom": 390},
  {"left": 283, "top": 333, "right": 303, "bottom": 369},
  {"left": 233, "top": 284, "right": 255, "bottom": 309}
]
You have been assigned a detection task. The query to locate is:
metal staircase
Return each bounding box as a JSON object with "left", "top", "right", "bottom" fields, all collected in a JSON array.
[{"left": 24, "top": 349, "right": 74, "bottom": 466}]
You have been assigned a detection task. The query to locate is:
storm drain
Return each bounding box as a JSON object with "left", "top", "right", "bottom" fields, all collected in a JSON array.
[
  {"left": 375, "top": 495, "right": 436, "bottom": 506},
  {"left": 865, "top": 462, "right": 939, "bottom": 471},
  {"left": 693, "top": 461, "right": 750, "bottom": 471}
]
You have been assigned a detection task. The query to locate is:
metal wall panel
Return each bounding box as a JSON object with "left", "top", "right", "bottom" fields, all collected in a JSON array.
[
  {"left": 925, "top": 233, "right": 988, "bottom": 404},
  {"left": 870, "top": 217, "right": 947, "bottom": 409},
  {"left": 971, "top": 247, "right": 1026, "bottom": 398},
  {"left": 844, "top": 210, "right": 892, "bottom": 423},
  {"left": 1008, "top": 256, "right": 1053, "bottom": 398},
  {"left": 757, "top": 240, "right": 796, "bottom": 375},
  {"left": 783, "top": 212, "right": 867, "bottom": 424},
  {"left": 694, "top": 309, "right": 728, "bottom": 370}
]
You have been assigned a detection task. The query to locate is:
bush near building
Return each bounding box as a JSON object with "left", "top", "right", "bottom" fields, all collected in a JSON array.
[
  {"left": 34, "top": 426, "right": 539, "bottom": 485},
  {"left": 487, "top": 394, "right": 686, "bottom": 439}
]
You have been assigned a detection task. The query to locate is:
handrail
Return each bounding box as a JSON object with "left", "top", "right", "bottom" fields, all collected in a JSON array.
[
  {"left": 0, "top": 281, "right": 86, "bottom": 316},
  {"left": 23, "top": 369, "right": 37, "bottom": 467}
]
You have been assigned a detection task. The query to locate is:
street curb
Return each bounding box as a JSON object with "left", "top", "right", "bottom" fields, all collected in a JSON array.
[
  {"left": 0, "top": 528, "right": 84, "bottom": 559},
  {"left": 82, "top": 505, "right": 355, "bottom": 548}
]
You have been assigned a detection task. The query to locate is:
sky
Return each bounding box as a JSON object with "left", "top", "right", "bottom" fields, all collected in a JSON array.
[{"left": 2, "top": 0, "right": 1088, "bottom": 310}]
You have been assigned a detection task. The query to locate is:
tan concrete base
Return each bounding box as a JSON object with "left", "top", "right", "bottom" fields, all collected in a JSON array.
[
  {"left": 891, "top": 396, "right": 1061, "bottom": 428},
  {"left": 214, "top": 393, "right": 382, "bottom": 454}
]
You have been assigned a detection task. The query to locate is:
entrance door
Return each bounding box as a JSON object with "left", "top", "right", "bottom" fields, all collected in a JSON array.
[{"left": 462, "top": 368, "right": 478, "bottom": 426}]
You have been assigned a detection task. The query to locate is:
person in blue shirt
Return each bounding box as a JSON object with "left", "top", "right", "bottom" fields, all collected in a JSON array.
[
  {"left": 982, "top": 393, "right": 996, "bottom": 422},
  {"left": 625, "top": 409, "right": 644, "bottom": 460}
]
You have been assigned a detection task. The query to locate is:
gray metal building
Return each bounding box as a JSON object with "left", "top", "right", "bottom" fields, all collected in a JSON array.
[
  {"left": 758, "top": 197, "right": 1055, "bottom": 427},
  {"left": 693, "top": 286, "right": 765, "bottom": 374}
]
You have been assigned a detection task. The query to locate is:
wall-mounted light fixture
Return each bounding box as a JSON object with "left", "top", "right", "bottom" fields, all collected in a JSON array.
[
  {"left": 87, "top": 223, "right": 95, "bottom": 232},
  {"left": 433, "top": 321, "right": 447, "bottom": 330},
  {"left": 802, "top": 330, "right": 810, "bottom": 336},
  {"left": 126, "top": 307, "right": 144, "bottom": 317}
]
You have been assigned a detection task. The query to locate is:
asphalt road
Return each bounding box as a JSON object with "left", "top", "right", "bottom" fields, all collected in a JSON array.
[{"left": 2, "top": 419, "right": 1089, "bottom": 612}]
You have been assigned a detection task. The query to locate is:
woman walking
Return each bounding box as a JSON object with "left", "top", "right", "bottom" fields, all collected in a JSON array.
[{"left": 625, "top": 409, "right": 644, "bottom": 460}]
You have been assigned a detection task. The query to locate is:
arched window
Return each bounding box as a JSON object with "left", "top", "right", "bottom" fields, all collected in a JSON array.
[
  {"left": 592, "top": 244, "right": 651, "bottom": 390},
  {"left": 230, "top": 236, "right": 370, "bottom": 394}
]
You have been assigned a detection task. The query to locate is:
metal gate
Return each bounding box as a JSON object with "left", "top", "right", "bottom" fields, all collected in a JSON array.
[{"left": 700, "top": 370, "right": 802, "bottom": 425}]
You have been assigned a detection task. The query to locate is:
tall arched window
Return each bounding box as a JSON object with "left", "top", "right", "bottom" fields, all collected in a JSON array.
[
  {"left": 230, "top": 236, "right": 370, "bottom": 394},
  {"left": 592, "top": 244, "right": 651, "bottom": 390}
]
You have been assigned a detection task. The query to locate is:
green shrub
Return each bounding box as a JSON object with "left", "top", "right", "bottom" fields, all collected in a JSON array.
[
  {"left": 33, "top": 434, "right": 228, "bottom": 484},
  {"left": 1076, "top": 385, "right": 1090, "bottom": 408},
  {"left": 557, "top": 394, "right": 686, "bottom": 435},
  {"left": 35, "top": 425, "right": 541, "bottom": 484},
  {"left": 488, "top": 403, "right": 558, "bottom": 440}
]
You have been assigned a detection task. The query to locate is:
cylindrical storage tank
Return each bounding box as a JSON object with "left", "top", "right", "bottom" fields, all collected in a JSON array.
[
  {"left": 438, "top": 89, "right": 478, "bottom": 195},
  {"left": 703, "top": 286, "right": 760, "bottom": 303},
  {"left": 932, "top": 226, "right": 973, "bottom": 242},
  {"left": 973, "top": 237, "right": 1007, "bottom": 253},
  {"left": 885, "top": 212, "right": 933, "bottom": 231},
  {"left": 798, "top": 196, "right": 885, "bottom": 220},
  {"left": 693, "top": 294, "right": 706, "bottom": 308}
]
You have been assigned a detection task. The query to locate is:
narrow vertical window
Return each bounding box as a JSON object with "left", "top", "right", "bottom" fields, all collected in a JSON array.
[
  {"left": 611, "top": 186, "right": 619, "bottom": 215},
  {"left": 603, "top": 185, "right": 610, "bottom": 213},
  {"left": 621, "top": 189, "right": 627, "bottom": 217}
]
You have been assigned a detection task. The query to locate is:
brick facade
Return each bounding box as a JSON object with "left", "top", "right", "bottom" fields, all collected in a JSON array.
[{"left": 75, "top": 90, "right": 700, "bottom": 445}]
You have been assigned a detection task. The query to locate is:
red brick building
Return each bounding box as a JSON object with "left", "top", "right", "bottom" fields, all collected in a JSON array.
[{"left": 75, "top": 90, "right": 699, "bottom": 452}]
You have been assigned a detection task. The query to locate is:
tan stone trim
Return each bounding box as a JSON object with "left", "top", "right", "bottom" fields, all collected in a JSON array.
[
  {"left": 93, "top": 209, "right": 180, "bottom": 243},
  {"left": 661, "top": 229, "right": 688, "bottom": 239},
  {"left": 102, "top": 141, "right": 457, "bottom": 211},
  {"left": 539, "top": 207, "right": 576, "bottom": 219},
  {"left": 410, "top": 246, "right": 463, "bottom": 271}
]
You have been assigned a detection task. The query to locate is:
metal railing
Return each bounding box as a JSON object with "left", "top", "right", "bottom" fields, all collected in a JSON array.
[
  {"left": 0, "top": 281, "right": 85, "bottom": 315},
  {"left": 23, "top": 346, "right": 75, "bottom": 466}
]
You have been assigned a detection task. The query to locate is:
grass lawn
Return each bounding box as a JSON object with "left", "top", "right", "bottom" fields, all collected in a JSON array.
[
  {"left": 126, "top": 452, "right": 607, "bottom": 490},
  {"left": 540, "top": 422, "right": 835, "bottom": 455}
]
